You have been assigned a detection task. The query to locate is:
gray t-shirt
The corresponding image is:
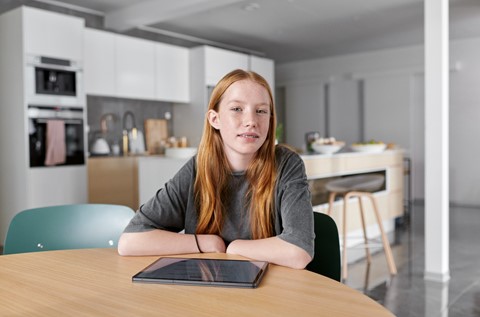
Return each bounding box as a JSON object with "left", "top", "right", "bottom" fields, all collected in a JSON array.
[{"left": 124, "top": 145, "right": 315, "bottom": 257}]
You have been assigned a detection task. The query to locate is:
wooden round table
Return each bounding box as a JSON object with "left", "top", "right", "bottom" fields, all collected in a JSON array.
[{"left": 0, "top": 248, "right": 394, "bottom": 316}]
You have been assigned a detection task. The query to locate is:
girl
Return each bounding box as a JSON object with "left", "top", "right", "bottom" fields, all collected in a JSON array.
[{"left": 118, "top": 69, "right": 314, "bottom": 269}]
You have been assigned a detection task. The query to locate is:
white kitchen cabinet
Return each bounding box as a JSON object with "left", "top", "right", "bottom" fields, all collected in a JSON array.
[
  {"left": 155, "top": 43, "right": 190, "bottom": 103},
  {"left": 83, "top": 28, "right": 115, "bottom": 96},
  {"left": 0, "top": 7, "right": 87, "bottom": 244},
  {"left": 23, "top": 6, "right": 84, "bottom": 61},
  {"left": 249, "top": 55, "right": 275, "bottom": 93},
  {"left": 203, "top": 46, "right": 249, "bottom": 86},
  {"left": 115, "top": 34, "right": 155, "bottom": 100},
  {"left": 138, "top": 157, "right": 189, "bottom": 204}
]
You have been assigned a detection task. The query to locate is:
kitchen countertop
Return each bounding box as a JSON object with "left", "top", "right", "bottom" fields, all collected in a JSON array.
[{"left": 301, "top": 149, "right": 403, "bottom": 160}]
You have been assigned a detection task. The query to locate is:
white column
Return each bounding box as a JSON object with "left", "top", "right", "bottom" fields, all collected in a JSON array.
[{"left": 424, "top": 0, "right": 450, "bottom": 282}]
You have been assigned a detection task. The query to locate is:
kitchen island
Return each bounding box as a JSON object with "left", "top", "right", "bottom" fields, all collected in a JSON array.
[
  {"left": 88, "top": 150, "right": 404, "bottom": 234},
  {"left": 302, "top": 149, "right": 404, "bottom": 254}
]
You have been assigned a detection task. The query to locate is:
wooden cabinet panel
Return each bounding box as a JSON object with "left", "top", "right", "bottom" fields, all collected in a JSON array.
[{"left": 88, "top": 157, "right": 139, "bottom": 211}]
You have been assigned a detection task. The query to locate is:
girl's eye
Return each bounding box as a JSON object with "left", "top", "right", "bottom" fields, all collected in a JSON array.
[
  {"left": 257, "top": 109, "right": 269, "bottom": 115},
  {"left": 231, "top": 107, "right": 242, "bottom": 112}
]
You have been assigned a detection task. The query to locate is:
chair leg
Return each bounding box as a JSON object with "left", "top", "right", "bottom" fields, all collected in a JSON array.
[
  {"left": 341, "top": 194, "right": 348, "bottom": 281},
  {"left": 357, "top": 195, "right": 372, "bottom": 264},
  {"left": 366, "top": 192, "right": 397, "bottom": 276},
  {"left": 327, "top": 192, "right": 336, "bottom": 216}
]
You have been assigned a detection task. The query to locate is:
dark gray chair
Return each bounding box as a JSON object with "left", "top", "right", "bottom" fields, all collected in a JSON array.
[{"left": 306, "top": 212, "right": 341, "bottom": 282}]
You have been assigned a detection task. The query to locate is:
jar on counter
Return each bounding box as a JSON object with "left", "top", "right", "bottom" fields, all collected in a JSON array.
[
  {"left": 179, "top": 136, "right": 188, "bottom": 148},
  {"left": 305, "top": 131, "right": 321, "bottom": 153}
]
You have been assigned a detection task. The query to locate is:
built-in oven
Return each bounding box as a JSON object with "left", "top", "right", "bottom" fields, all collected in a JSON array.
[
  {"left": 28, "top": 106, "right": 85, "bottom": 167},
  {"left": 25, "top": 54, "right": 84, "bottom": 107}
]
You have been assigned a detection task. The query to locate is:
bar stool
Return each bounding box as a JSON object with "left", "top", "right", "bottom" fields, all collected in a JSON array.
[{"left": 325, "top": 174, "right": 397, "bottom": 281}]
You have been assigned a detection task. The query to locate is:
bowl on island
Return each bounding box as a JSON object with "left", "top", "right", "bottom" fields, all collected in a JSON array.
[
  {"left": 350, "top": 141, "right": 386, "bottom": 153},
  {"left": 311, "top": 139, "right": 345, "bottom": 154}
]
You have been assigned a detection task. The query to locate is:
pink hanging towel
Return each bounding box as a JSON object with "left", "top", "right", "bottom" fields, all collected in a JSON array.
[{"left": 44, "top": 120, "right": 66, "bottom": 166}]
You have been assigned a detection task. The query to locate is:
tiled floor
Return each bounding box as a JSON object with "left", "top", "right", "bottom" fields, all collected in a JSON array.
[{"left": 344, "top": 203, "right": 480, "bottom": 317}]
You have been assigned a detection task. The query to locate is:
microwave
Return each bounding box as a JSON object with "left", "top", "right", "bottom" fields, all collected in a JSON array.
[{"left": 25, "top": 55, "right": 85, "bottom": 107}]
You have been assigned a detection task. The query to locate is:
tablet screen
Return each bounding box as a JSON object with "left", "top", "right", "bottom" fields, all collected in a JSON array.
[{"left": 132, "top": 257, "right": 269, "bottom": 288}]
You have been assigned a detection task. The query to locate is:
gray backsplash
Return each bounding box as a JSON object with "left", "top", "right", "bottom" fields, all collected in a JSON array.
[{"left": 87, "top": 95, "right": 173, "bottom": 151}]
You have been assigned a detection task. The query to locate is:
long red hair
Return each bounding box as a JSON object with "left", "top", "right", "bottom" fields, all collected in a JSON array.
[{"left": 194, "top": 69, "right": 277, "bottom": 239}]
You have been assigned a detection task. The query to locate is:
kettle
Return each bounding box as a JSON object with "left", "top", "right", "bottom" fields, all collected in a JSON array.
[{"left": 91, "top": 138, "right": 110, "bottom": 155}]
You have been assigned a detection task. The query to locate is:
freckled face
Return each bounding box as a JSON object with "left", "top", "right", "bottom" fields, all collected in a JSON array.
[{"left": 208, "top": 79, "right": 271, "bottom": 169}]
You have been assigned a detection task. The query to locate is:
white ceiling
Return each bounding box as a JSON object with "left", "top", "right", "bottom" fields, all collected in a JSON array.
[{"left": 24, "top": 0, "right": 480, "bottom": 63}]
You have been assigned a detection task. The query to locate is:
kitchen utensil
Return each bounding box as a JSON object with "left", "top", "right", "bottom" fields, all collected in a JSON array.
[
  {"left": 128, "top": 129, "right": 146, "bottom": 154},
  {"left": 91, "top": 138, "right": 110, "bottom": 155},
  {"left": 144, "top": 119, "right": 168, "bottom": 154}
]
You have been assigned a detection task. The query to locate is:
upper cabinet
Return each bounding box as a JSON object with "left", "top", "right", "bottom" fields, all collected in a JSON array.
[
  {"left": 202, "top": 46, "right": 249, "bottom": 86},
  {"left": 83, "top": 28, "right": 115, "bottom": 96},
  {"left": 23, "top": 7, "right": 84, "bottom": 61},
  {"left": 115, "top": 34, "right": 156, "bottom": 100},
  {"left": 155, "top": 43, "right": 190, "bottom": 103},
  {"left": 84, "top": 28, "right": 190, "bottom": 103},
  {"left": 249, "top": 55, "right": 275, "bottom": 93}
]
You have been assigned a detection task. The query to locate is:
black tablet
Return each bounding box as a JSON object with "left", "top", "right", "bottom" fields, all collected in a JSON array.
[{"left": 132, "top": 257, "right": 269, "bottom": 288}]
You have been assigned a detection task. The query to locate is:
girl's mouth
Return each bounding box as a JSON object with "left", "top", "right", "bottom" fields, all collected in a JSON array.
[{"left": 238, "top": 133, "right": 259, "bottom": 139}]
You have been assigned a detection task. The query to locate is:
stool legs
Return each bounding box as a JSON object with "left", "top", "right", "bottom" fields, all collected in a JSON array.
[
  {"left": 327, "top": 192, "right": 336, "bottom": 216},
  {"left": 342, "top": 194, "right": 348, "bottom": 280},
  {"left": 364, "top": 192, "right": 397, "bottom": 276},
  {"left": 327, "top": 191, "right": 397, "bottom": 281},
  {"left": 356, "top": 195, "right": 372, "bottom": 265}
]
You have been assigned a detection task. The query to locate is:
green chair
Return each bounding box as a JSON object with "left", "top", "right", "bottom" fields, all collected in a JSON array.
[
  {"left": 306, "top": 211, "right": 341, "bottom": 282},
  {"left": 3, "top": 204, "right": 135, "bottom": 255}
]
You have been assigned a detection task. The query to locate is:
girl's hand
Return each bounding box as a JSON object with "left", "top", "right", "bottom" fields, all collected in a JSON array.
[{"left": 196, "top": 234, "right": 226, "bottom": 253}]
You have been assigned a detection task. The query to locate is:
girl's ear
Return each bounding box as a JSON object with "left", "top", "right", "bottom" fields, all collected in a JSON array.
[{"left": 207, "top": 110, "right": 220, "bottom": 130}]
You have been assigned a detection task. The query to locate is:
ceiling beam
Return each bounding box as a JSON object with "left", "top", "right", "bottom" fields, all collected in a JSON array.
[{"left": 105, "top": 0, "right": 246, "bottom": 31}]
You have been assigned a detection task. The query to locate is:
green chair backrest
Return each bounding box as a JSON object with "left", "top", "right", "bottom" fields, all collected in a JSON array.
[
  {"left": 3, "top": 204, "right": 135, "bottom": 255},
  {"left": 306, "top": 212, "right": 341, "bottom": 281}
]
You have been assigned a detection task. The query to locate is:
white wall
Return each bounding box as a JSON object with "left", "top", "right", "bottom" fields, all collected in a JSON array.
[
  {"left": 328, "top": 80, "right": 362, "bottom": 145},
  {"left": 449, "top": 38, "right": 480, "bottom": 205},
  {"left": 285, "top": 82, "right": 325, "bottom": 151},
  {"left": 277, "top": 37, "right": 480, "bottom": 205},
  {"left": 364, "top": 74, "right": 411, "bottom": 148}
]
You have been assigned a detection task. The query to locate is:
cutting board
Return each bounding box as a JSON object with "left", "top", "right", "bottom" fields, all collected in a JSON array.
[{"left": 144, "top": 119, "right": 168, "bottom": 154}]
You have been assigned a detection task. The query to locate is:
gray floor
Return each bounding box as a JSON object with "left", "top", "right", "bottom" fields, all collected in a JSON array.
[{"left": 344, "top": 203, "right": 480, "bottom": 317}]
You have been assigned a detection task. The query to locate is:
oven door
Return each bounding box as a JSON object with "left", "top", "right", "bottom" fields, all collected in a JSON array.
[{"left": 28, "top": 107, "right": 85, "bottom": 167}]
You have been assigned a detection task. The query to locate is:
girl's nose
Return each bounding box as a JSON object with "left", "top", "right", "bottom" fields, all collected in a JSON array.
[{"left": 243, "top": 111, "right": 257, "bottom": 127}]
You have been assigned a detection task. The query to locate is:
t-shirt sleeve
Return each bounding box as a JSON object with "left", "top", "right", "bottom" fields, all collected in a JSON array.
[
  {"left": 122, "top": 157, "right": 195, "bottom": 233},
  {"left": 275, "top": 148, "right": 315, "bottom": 258}
]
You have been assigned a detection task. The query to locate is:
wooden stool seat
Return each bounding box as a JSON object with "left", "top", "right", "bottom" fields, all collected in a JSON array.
[{"left": 325, "top": 174, "right": 397, "bottom": 281}]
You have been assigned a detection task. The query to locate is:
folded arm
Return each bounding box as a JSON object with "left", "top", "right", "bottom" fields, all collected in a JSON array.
[
  {"left": 226, "top": 237, "right": 312, "bottom": 269},
  {"left": 117, "top": 230, "right": 226, "bottom": 256}
]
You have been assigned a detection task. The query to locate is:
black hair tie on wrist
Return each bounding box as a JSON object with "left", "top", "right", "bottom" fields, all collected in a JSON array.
[{"left": 194, "top": 234, "right": 203, "bottom": 253}]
